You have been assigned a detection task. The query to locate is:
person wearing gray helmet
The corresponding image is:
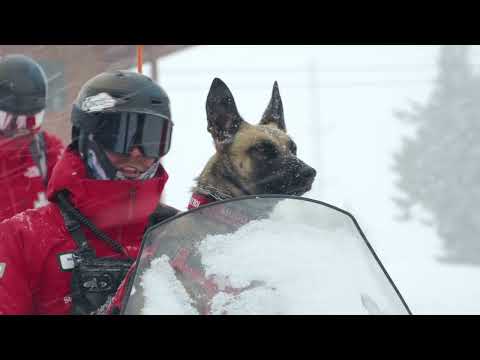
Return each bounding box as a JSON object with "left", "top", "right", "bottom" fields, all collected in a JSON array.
[{"left": 0, "top": 54, "right": 64, "bottom": 221}]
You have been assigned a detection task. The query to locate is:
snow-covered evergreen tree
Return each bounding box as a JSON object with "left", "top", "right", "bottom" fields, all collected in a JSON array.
[{"left": 393, "top": 45, "right": 480, "bottom": 264}]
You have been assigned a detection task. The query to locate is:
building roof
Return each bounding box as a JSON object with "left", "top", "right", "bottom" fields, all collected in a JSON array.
[{"left": 0, "top": 45, "right": 191, "bottom": 142}]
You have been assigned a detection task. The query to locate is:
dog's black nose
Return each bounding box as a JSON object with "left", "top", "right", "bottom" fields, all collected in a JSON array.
[{"left": 300, "top": 166, "right": 316, "bottom": 179}]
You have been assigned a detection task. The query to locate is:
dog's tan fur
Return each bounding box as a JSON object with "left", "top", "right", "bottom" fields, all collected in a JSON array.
[{"left": 194, "top": 123, "right": 293, "bottom": 197}]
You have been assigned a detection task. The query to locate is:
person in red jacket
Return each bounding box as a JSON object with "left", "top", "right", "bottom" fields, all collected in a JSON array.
[
  {"left": 0, "top": 70, "right": 177, "bottom": 314},
  {"left": 0, "top": 54, "right": 64, "bottom": 221}
]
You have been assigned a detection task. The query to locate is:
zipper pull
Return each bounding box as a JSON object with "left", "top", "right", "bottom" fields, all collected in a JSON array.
[
  {"left": 127, "top": 186, "right": 137, "bottom": 222},
  {"left": 129, "top": 186, "right": 137, "bottom": 200}
]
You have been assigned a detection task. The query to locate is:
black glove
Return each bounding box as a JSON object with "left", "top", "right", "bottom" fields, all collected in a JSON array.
[{"left": 148, "top": 203, "right": 180, "bottom": 228}]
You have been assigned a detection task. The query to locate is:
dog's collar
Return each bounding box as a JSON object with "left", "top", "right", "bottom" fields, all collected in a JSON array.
[
  {"left": 187, "top": 192, "right": 252, "bottom": 227},
  {"left": 188, "top": 192, "right": 216, "bottom": 210}
]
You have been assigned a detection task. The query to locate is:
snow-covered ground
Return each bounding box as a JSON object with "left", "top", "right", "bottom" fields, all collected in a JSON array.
[{"left": 148, "top": 45, "right": 480, "bottom": 314}]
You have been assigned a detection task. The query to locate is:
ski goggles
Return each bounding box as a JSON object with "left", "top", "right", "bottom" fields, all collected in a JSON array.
[
  {"left": 93, "top": 111, "right": 173, "bottom": 158},
  {"left": 0, "top": 109, "right": 45, "bottom": 134}
]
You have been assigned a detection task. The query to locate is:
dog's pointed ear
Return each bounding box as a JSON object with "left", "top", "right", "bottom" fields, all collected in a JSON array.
[
  {"left": 260, "top": 81, "right": 286, "bottom": 132},
  {"left": 206, "top": 78, "right": 244, "bottom": 147}
]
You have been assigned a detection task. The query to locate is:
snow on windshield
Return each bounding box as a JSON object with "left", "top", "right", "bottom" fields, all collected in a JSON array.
[
  {"left": 141, "top": 256, "right": 199, "bottom": 315},
  {"left": 138, "top": 199, "right": 407, "bottom": 315}
]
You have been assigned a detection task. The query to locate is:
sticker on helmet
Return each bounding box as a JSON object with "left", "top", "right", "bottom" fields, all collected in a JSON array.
[{"left": 81, "top": 92, "right": 118, "bottom": 113}]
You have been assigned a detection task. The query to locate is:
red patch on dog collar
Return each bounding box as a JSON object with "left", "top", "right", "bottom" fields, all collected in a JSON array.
[{"left": 188, "top": 193, "right": 214, "bottom": 210}]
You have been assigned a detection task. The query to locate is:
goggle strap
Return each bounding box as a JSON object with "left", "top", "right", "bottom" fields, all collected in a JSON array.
[{"left": 0, "top": 110, "right": 45, "bottom": 131}]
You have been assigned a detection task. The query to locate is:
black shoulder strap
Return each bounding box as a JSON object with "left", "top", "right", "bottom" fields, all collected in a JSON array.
[
  {"left": 148, "top": 203, "right": 180, "bottom": 228},
  {"left": 29, "top": 131, "right": 48, "bottom": 186},
  {"left": 56, "top": 195, "right": 93, "bottom": 257},
  {"left": 55, "top": 190, "right": 130, "bottom": 258}
]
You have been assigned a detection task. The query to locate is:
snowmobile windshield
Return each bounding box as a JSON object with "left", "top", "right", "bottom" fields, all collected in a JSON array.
[{"left": 122, "top": 196, "right": 411, "bottom": 315}]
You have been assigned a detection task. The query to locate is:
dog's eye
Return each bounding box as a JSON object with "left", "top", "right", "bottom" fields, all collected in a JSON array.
[
  {"left": 251, "top": 142, "right": 279, "bottom": 160},
  {"left": 289, "top": 141, "right": 297, "bottom": 155}
]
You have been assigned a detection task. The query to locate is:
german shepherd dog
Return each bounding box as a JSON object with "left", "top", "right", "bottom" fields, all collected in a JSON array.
[
  {"left": 125, "top": 78, "right": 317, "bottom": 314},
  {"left": 193, "top": 77, "right": 316, "bottom": 201}
]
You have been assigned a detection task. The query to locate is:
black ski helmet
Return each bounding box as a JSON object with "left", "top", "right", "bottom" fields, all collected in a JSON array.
[
  {"left": 71, "top": 70, "right": 173, "bottom": 180},
  {"left": 0, "top": 54, "right": 47, "bottom": 115}
]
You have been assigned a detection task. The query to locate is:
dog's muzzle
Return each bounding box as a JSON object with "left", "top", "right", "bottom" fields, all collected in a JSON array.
[
  {"left": 288, "top": 164, "right": 316, "bottom": 196},
  {"left": 256, "top": 160, "right": 317, "bottom": 197}
]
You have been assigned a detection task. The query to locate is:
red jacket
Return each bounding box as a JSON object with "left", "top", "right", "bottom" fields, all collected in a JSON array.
[
  {"left": 105, "top": 193, "right": 215, "bottom": 314},
  {"left": 0, "top": 148, "right": 168, "bottom": 314},
  {"left": 0, "top": 131, "right": 64, "bottom": 222}
]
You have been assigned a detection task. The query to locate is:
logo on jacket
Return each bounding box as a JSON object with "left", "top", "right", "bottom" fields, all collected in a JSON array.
[
  {"left": 34, "top": 192, "right": 49, "bottom": 209},
  {"left": 58, "top": 252, "right": 75, "bottom": 271},
  {"left": 0, "top": 262, "right": 5, "bottom": 279},
  {"left": 24, "top": 166, "right": 41, "bottom": 178}
]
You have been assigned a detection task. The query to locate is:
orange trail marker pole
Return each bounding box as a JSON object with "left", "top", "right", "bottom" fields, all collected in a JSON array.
[{"left": 137, "top": 45, "right": 144, "bottom": 73}]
